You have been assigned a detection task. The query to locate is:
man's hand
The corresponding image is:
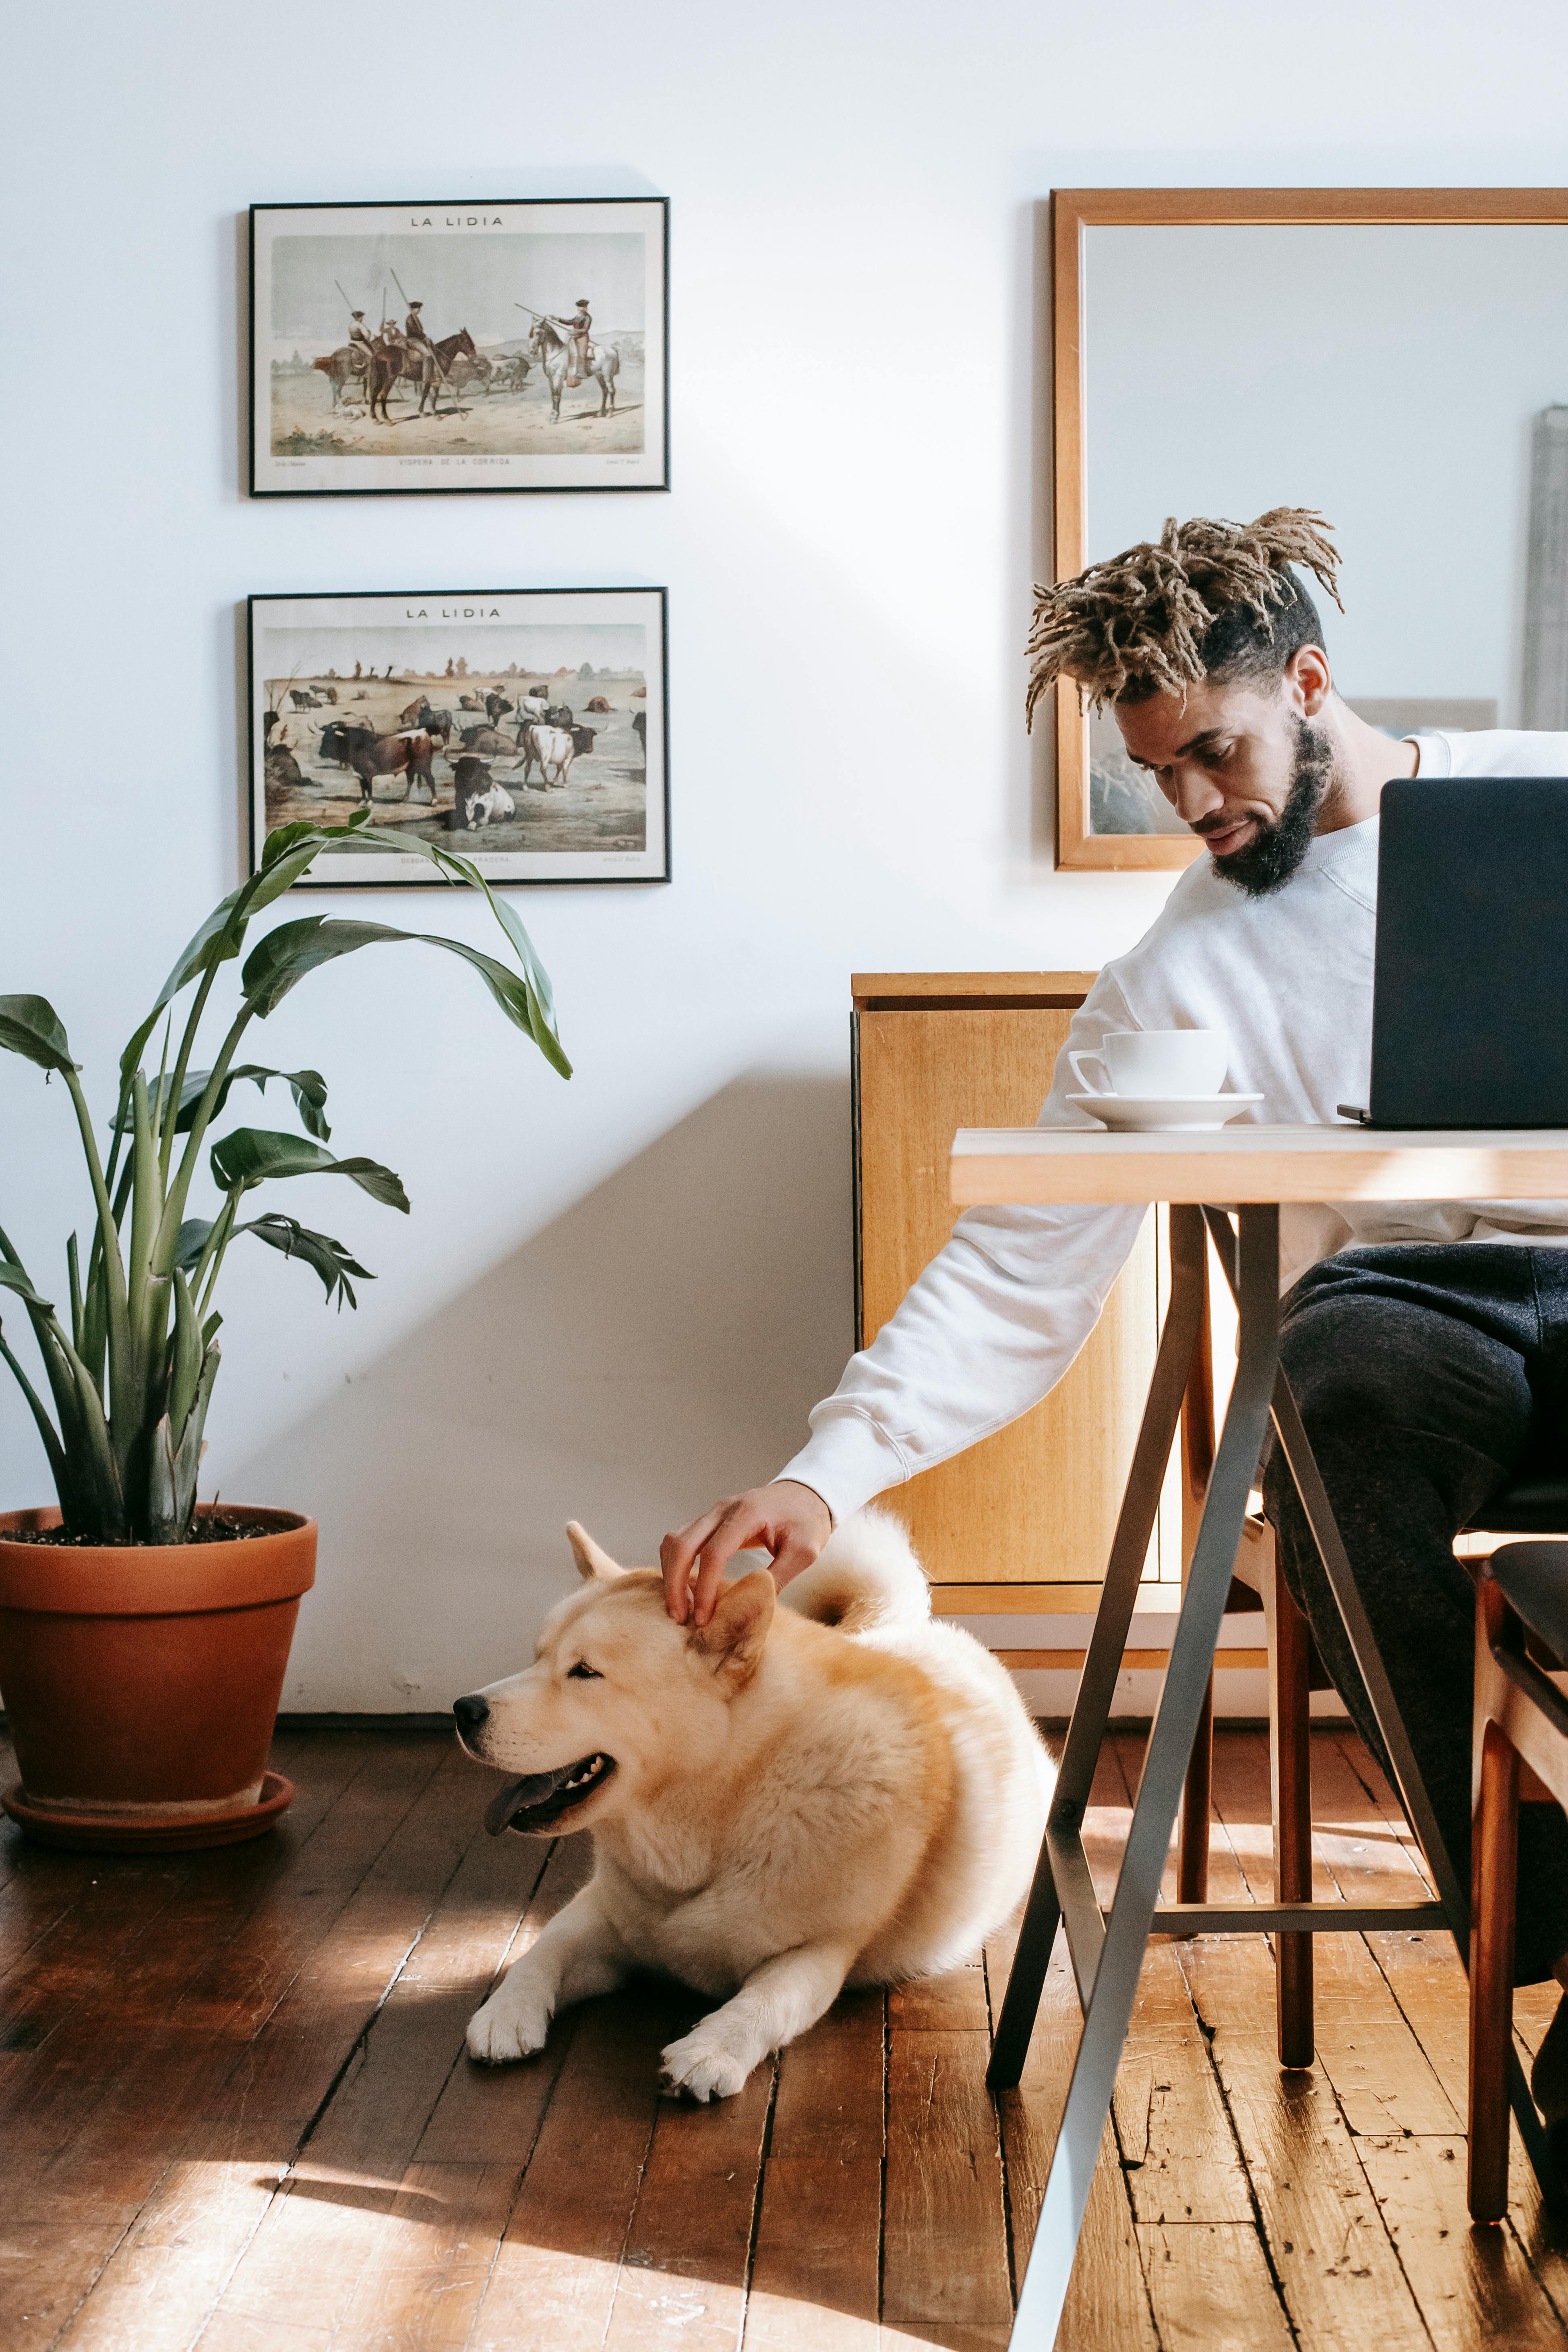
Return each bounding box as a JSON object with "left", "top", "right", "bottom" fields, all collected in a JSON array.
[{"left": 661, "top": 1481, "right": 833, "bottom": 1627}]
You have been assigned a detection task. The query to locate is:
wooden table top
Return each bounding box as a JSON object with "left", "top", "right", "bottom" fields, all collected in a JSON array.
[{"left": 950, "top": 1123, "right": 1568, "bottom": 1206}]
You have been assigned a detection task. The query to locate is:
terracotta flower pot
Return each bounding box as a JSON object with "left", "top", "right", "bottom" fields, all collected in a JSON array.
[{"left": 0, "top": 1504, "right": 316, "bottom": 1852}]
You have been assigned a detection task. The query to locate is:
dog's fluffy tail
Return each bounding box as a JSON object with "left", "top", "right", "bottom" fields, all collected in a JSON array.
[{"left": 782, "top": 1506, "right": 931, "bottom": 1633}]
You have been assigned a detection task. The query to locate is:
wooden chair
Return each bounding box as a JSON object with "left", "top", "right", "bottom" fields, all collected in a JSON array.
[{"left": 1467, "top": 1539, "right": 1568, "bottom": 2222}]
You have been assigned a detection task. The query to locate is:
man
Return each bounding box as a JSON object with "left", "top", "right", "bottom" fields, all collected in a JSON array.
[
  {"left": 661, "top": 506, "right": 1568, "bottom": 2148},
  {"left": 556, "top": 297, "right": 591, "bottom": 385},
  {"left": 345, "top": 308, "right": 375, "bottom": 389},
  {"left": 405, "top": 300, "right": 434, "bottom": 354}
]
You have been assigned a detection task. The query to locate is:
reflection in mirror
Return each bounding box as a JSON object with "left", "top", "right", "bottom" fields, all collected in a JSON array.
[{"left": 1082, "top": 224, "right": 1568, "bottom": 835}]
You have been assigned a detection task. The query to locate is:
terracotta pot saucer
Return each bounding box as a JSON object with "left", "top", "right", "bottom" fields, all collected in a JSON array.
[{"left": 1, "top": 1769, "right": 296, "bottom": 1853}]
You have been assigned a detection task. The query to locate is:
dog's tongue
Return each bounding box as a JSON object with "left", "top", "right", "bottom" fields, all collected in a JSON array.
[{"left": 483, "top": 1764, "right": 576, "bottom": 1836}]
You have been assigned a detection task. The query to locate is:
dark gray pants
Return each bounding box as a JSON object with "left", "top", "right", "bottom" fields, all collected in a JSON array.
[{"left": 1262, "top": 1242, "right": 1568, "bottom": 1985}]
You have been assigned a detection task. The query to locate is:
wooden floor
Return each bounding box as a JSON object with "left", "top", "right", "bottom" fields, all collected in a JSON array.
[{"left": 2, "top": 1725, "right": 1566, "bottom": 2352}]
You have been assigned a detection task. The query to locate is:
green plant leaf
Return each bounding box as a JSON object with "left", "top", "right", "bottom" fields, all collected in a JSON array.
[
  {"left": 118, "top": 824, "right": 367, "bottom": 1088},
  {"left": 121, "top": 803, "right": 566, "bottom": 1100},
  {"left": 145, "top": 1338, "right": 220, "bottom": 1544},
  {"left": 166, "top": 1267, "right": 203, "bottom": 1445},
  {"left": 208, "top": 1126, "right": 410, "bottom": 1212},
  {"left": 236, "top": 1213, "right": 374, "bottom": 1310},
  {"left": 235, "top": 1066, "right": 331, "bottom": 1142},
  {"left": 0, "top": 1263, "right": 54, "bottom": 1313},
  {"left": 238, "top": 917, "right": 410, "bottom": 1015},
  {"left": 172, "top": 1218, "right": 214, "bottom": 1275},
  {"left": 0, "top": 995, "right": 75, "bottom": 1075},
  {"left": 312, "top": 825, "right": 562, "bottom": 1033},
  {"left": 238, "top": 916, "right": 570, "bottom": 1077},
  {"left": 113, "top": 1063, "right": 331, "bottom": 1144}
]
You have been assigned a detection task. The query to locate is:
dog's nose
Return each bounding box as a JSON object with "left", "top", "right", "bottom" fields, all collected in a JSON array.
[{"left": 453, "top": 1694, "right": 490, "bottom": 1730}]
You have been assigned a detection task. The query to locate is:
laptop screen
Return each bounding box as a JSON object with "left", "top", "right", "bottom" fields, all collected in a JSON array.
[{"left": 1371, "top": 776, "right": 1568, "bottom": 1128}]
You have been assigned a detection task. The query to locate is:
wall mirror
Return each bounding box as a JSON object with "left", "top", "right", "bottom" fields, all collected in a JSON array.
[{"left": 1051, "top": 189, "right": 1568, "bottom": 868}]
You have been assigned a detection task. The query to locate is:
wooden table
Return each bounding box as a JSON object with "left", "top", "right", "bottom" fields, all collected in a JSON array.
[{"left": 949, "top": 1125, "right": 1568, "bottom": 2351}]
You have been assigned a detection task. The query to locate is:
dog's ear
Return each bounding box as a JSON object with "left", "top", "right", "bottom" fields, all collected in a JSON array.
[
  {"left": 688, "top": 1568, "right": 775, "bottom": 1685},
  {"left": 566, "top": 1522, "right": 625, "bottom": 1582}
]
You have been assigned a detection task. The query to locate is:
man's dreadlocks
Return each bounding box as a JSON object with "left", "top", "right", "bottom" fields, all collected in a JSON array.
[{"left": 1024, "top": 507, "right": 1345, "bottom": 729}]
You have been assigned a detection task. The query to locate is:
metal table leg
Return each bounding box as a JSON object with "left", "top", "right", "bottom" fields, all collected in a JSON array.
[
  {"left": 988, "top": 1203, "right": 1208, "bottom": 2085},
  {"left": 1005, "top": 1204, "right": 1283, "bottom": 2349},
  {"left": 995, "top": 1196, "right": 1558, "bottom": 2351}
]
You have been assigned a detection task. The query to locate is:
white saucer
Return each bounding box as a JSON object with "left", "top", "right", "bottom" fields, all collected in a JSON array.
[{"left": 1067, "top": 1091, "right": 1264, "bottom": 1133}]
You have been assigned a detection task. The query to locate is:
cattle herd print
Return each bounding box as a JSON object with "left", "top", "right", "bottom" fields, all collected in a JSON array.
[
  {"left": 249, "top": 201, "right": 669, "bottom": 495},
  {"left": 249, "top": 590, "right": 668, "bottom": 886}
]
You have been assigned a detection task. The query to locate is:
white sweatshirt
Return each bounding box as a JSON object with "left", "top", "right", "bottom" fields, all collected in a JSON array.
[{"left": 780, "top": 729, "right": 1568, "bottom": 1526}]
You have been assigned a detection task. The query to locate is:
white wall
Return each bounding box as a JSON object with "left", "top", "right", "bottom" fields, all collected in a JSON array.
[{"left": 5, "top": 0, "right": 1568, "bottom": 1708}]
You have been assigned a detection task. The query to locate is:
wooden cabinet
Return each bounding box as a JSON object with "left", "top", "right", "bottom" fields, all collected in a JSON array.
[{"left": 852, "top": 972, "right": 1177, "bottom": 1613}]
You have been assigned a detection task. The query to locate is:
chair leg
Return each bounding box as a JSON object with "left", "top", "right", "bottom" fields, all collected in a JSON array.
[
  {"left": 1270, "top": 1558, "right": 1315, "bottom": 2067},
  {"left": 1178, "top": 1674, "right": 1215, "bottom": 1904},
  {"left": 1469, "top": 1708, "right": 1520, "bottom": 2223},
  {"left": 1177, "top": 1243, "right": 1216, "bottom": 1908}
]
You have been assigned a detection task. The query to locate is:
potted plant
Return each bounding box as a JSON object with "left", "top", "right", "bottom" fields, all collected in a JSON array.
[{"left": 0, "top": 812, "right": 569, "bottom": 1851}]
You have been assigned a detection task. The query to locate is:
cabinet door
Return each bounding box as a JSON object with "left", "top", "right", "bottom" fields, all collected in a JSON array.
[{"left": 856, "top": 1006, "right": 1160, "bottom": 1587}]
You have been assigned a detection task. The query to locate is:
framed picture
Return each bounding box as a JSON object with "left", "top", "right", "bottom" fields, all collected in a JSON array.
[
  {"left": 248, "top": 588, "right": 669, "bottom": 887},
  {"left": 248, "top": 198, "right": 668, "bottom": 496}
]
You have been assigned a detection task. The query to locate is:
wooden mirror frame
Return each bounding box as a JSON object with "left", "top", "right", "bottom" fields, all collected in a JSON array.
[{"left": 1051, "top": 186, "right": 1568, "bottom": 870}]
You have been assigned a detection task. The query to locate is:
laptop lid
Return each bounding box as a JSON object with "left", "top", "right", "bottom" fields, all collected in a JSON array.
[{"left": 1370, "top": 775, "right": 1568, "bottom": 1128}]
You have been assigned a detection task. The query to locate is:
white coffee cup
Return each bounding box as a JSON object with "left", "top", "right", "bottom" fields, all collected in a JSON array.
[{"left": 1068, "top": 1029, "right": 1229, "bottom": 1101}]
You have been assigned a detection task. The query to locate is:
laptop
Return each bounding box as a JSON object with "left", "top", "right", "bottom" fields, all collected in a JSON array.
[{"left": 1339, "top": 775, "right": 1568, "bottom": 1129}]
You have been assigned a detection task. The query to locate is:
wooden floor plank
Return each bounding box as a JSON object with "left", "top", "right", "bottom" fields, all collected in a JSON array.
[
  {"left": 42, "top": 1736, "right": 457, "bottom": 2352},
  {"left": 883, "top": 2025, "right": 1012, "bottom": 2346},
  {"left": 1301, "top": 1732, "right": 1479, "bottom": 2126},
  {"left": 2, "top": 1736, "right": 427, "bottom": 2352},
  {"left": 987, "top": 1737, "right": 1159, "bottom": 2352},
  {"left": 1113, "top": 2029, "right": 1255, "bottom": 2227},
  {"left": 1137, "top": 2221, "right": 1294, "bottom": 2351},
  {"left": 1501, "top": 2129, "right": 1568, "bottom": 2328},
  {"left": 1360, "top": 2132, "right": 1568, "bottom": 2350},
  {"left": 0, "top": 1733, "right": 374, "bottom": 2146},
  {"left": 1100, "top": 1734, "right": 1256, "bottom": 2229},
  {"left": 745, "top": 1987, "right": 883, "bottom": 2352},
  {"left": 464, "top": 1992, "right": 674, "bottom": 2352},
  {"left": 329, "top": 2161, "right": 519, "bottom": 2352},
  {"left": 414, "top": 1834, "right": 594, "bottom": 2164},
  {"left": 186, "top": 1745, "right": 518, "bottom": 2346},
  {"left": 604, "top": 2050, "right": 775, "bottom": 2352},
  {"left": 198, "top": 1741, "right": 474, "bottom": 2134},
  {"left": 1211, "top": 2029, "right": 1429, "bottom": 2350},
  {"left": 744, "top": 2157, "right": 882, "bottom": 2352},
  {"left": 890, "top": 1960, "right": 990, "bottom": 2035},
  {"left": 1201, "top": 1725, "right": 1410, "bottom": 2026},
  {"left": 300, "top": 1807, "right": 554, "bottom": 2177},
  {"left": 987, "top": 1919, "right": 1161, "bottom": 2342}
]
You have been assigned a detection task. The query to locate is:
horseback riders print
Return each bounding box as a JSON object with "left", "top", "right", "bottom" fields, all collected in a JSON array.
[
  {"left": 249, "top": 590, "right": 669, "bottom": 885},
  {"left": 248, "top": 200, "right": 668, "bottom": 495}
]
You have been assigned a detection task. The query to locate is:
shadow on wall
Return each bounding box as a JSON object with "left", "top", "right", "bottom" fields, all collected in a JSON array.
[{"left": 230, "top": 1074, "right": 853, "bottom": 1711}]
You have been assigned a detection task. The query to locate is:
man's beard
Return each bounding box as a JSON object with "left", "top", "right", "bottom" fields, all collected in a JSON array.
[{"left": 1206, "top": 718, "right": 1336, "bottom": 898}]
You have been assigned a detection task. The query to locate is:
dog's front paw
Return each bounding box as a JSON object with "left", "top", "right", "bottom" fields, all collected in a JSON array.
[
  {"left": 466, "top": 1987, "right": 551, "bottom": 2066},
  {"left": 660, "top": 2021, "right": 753, "bottom": 2103}
]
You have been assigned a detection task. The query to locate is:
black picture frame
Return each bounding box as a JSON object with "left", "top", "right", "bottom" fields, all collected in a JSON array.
[
  {"left": 248, "top": 197, "right": 670, "bottom": 497},
  {"left": 248, "top": 587, "right": 670, "bottom": 887}
]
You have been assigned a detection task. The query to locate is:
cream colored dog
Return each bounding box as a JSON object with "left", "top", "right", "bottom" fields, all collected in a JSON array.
[{"left": 455, "top": 1509, "right": 1052, "bottom": 2101}]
